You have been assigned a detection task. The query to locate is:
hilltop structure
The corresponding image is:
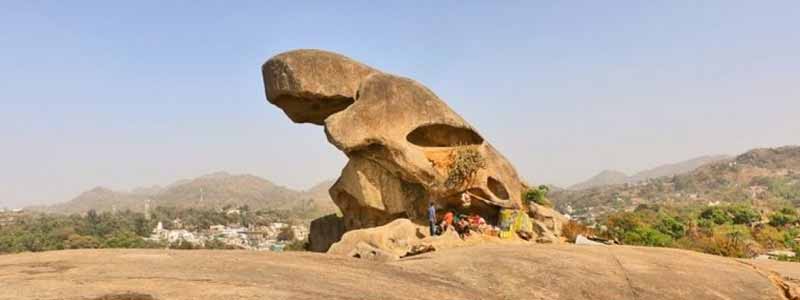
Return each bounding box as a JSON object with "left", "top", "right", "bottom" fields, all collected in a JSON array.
[{"left": 262, "top": 49, "right": 565, "bottom": 252}]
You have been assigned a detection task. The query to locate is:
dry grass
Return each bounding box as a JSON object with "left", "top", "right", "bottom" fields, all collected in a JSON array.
[{"left": 562, "top": 220, "right": 593, "bottom": 242}]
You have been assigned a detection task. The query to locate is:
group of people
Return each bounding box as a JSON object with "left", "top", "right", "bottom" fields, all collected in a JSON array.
[{"left": 428, "top": 198, "right": 488, "bottom": 239}]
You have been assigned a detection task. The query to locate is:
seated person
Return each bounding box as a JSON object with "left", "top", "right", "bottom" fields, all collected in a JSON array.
[
  {"left": 439, "top": 211, "right": 454, "bottom": 232},
  {"left": 468, "top": 214, "right": 487, "bottom": 232},
  {"left": 455, "top": 217, "right": 471, "bottom": 238}
]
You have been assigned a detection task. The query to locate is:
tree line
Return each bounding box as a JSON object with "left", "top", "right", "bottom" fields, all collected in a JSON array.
[
  {"left": 596, "top": 202, "right": 799, "bottom": 261},
  {"left": 0, "top": 206, "right": 303, "bottom": 254}
]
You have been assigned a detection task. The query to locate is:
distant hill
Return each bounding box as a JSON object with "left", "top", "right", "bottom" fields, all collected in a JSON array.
[
  {"left": 42, "top": 187, "right": 150, "bottom": 214},
  {"left": 36, "top": 172, "right": 338, "bottom": 217},
  {"left": 569, "top": 155, "right": 730, "bottom": 190},
  {"left": 628, "top": 155, "right": 732, "bottom": 182},
  {"left": 552, "top": 146, "right": 800, "bottom": 221},
  {"left": 153, "top": 172, "right": 304, "bottom": 210},
  {"left": 304, "top": 179, "right": 339, "bottom": 213},
  {"left": 569, "top": 170, "right": 628, "bottom": 190},
  {"left": 129, "top": 185, "right": 164, "bottom": 196}
]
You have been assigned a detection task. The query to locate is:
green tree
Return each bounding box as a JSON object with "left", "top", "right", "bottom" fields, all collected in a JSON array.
[
  {"left": 605, "top": 212, "right": 643, "bottom": 239},
  {"left": 103, "top": 230, "right": 145, "bottom": 248},
  {"left": 728, "top": 205, "right": 760, "bottom": 225},
  {"left": 86, "top": 209, "right": 100, "bottom": 236},
  {"left": 655, "top": 215, "right": 686, "bottom": 239},
  {"left": 623, "top": 227, "right": 673, "bottom": 247},
  {"left": 604, "top": 212, "right": 674, "bottom": 246},
  {"left": 769, "top": 208, "right": 798, "bottom": 227},
  {"left": 784, "top": 228, "right": 799, "bottom": 249},
  {"left": 133, "top": 215, "right": 151, "bottom": 237},
  {"left": 705, "top": 225, "right": 752, "bottom": 258},
  {"left": 0, "top": 232, "right": 23, "bottom": 253},
  {"left": 240, "top": 205, "right": 251, "bottom": 227},
  {"left": 65, "top": 234, "right": 100, "bottom": 249},
  {"left": 524, "top": 185, "right": 553, "bottom": 207},
  {"left": 700, "top": 206, "right": 732, "bottom": 225}
]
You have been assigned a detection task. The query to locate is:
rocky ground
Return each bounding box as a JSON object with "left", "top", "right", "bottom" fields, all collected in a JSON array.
[{"left": 0, "top": 244, "right": 797, "bottom": 300}]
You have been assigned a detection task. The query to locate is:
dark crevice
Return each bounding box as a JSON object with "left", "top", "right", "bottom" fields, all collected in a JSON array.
[
  {"left": 346, "top": 143, "right": 403, "bottom": 180},
  {"left": 92, "top": 293, "right": 156, "bottom": 300},
  {"left": 348, "top": 142, "right": 392, "bottom": 161},
  {"left": 406, "top": 124, "right": 483, "bottom": 147},
  {"left": 606, "top": 248, "right": 640, "bottom": 300},
  {"left": 273, "top": 94, "right": 354, "bottom": 125},
  {"left": 466, "top": 188, "right": 502, "bottom": 225}
]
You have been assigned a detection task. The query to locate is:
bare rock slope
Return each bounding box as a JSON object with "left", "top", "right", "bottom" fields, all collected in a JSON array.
[{"left": 1, "top": 245, "right": 797, "bottom": 300}]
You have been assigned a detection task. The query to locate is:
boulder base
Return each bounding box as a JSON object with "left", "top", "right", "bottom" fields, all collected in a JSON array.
[{"left": 308, "top": 214, "right": 345, "bottom": 252}]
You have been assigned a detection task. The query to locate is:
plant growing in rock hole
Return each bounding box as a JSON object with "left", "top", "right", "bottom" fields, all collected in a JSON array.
[{"left": 444, "top": 147, "right": 486, "bottom": 189}]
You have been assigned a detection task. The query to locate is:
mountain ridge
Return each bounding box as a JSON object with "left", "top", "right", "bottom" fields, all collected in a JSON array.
[
  {"left": 552, "top": 146, "right": 800, "bottom": 219},
  {"left": 33, "top": 172, "right": 338, "bottom": 216},
  {"left": 569, "top": 154, "right": 731, "bottom": 190}
]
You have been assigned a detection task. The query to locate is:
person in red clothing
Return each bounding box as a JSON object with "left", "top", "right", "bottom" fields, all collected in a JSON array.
[
  {"left": 440, "top": 211, "right": 454, "bottom": 232},
  {"left": 469, "top": 213, "right": 486, "bottom": 226},
  {"left": 468, "top": 213, "right": 487, "bottom": 233}
]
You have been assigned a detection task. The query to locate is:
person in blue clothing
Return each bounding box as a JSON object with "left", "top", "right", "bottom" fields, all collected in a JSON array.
[{"left": 428, "top": 202, "right": 437, "bottom": 236}]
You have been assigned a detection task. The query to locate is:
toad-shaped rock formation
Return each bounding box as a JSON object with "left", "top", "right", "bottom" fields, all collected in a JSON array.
[{"left": 262, "top": 49, "right": 562, "bottom": 251}]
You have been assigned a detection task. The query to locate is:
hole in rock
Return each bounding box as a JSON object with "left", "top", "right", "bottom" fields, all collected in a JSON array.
[
  {"left": 487, "top": 177, "right": 510, "bottom": 200},
  {"left": 406, "top": 124, "right": 483, "bottom": 147}
]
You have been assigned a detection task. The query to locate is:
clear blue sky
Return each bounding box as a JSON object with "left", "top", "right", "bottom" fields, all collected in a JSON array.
[{"left": 1, "top": 1, "right": 799, "bottom": 207}]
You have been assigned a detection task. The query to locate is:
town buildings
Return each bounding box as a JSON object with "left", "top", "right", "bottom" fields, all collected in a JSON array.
[{"left": 146, "top": 220, "right": 308, "bottom": 251}]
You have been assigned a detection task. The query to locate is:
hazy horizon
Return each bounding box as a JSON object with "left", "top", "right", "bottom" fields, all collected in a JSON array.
[{"left": 2, "top": 2, "right": 799, "bottom": 208}]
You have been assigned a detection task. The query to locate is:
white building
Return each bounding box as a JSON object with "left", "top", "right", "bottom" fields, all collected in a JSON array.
[{"left": 148, "top": 221, "right": 202, "bottom": 244}]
